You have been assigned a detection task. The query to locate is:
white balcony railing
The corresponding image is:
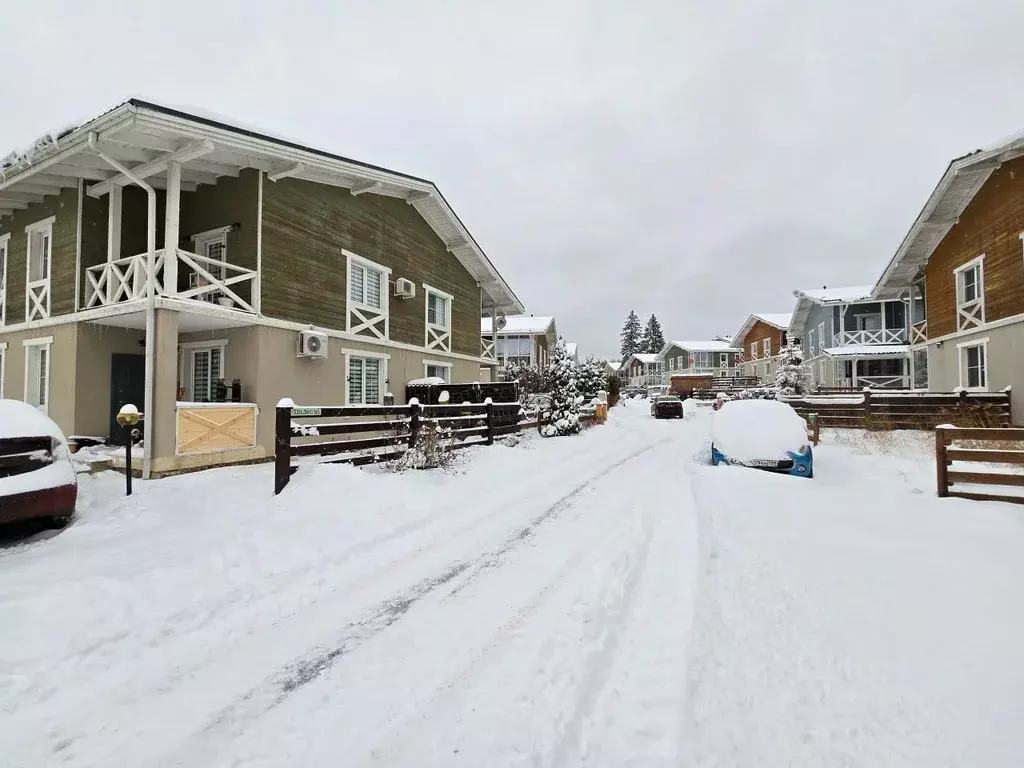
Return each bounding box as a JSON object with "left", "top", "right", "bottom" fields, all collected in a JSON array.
[
  {"left": 481, "top": 335, "right": 496, "bottom": 362},
  {"left": 85, "top": 248, "right": 256, "bottom": 312},
  {"left": 837, "top": 375, "right": 909, "bottom": 389},
  {"left": 831, "top": 328, "right": 907, "bottom": 347}
]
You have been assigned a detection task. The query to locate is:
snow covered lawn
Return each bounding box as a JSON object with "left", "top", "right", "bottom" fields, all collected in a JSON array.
[{"left": 2, "top": 402, "right": 1023, "bottom": 766}]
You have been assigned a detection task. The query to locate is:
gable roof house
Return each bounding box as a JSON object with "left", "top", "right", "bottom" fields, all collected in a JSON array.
[
  {"left": 480, "top": 314, "right": 556, "bottom": 371},
  {"left": 658, "top": 339, "right": 741, "bottom": 391},
  {"left": 732, "top": 312, "right": 792, "bottom": 383},
  {"left": 789, "top": 285, "right": 910, "bottom": 391},
  {"left": 622, "top": 352, "right": 662, "bottom": 389},
  {"left": 0, "top": 99, "right": 523, "bottom": 477},
  {"left": 873, "top": 131, "right": 1024, "bottom": 424}
]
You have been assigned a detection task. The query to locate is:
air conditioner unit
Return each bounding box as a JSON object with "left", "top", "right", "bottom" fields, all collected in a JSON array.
[
  {"left": 298, "top": 330, "right": 328, "bottom": 358},
  {"left": 393, "top": 278, "right": 416, "bottom": 299}
]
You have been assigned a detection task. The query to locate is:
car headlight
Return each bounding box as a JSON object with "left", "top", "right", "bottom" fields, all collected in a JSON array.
[{"left": 798, "top": 444, "right": 809, "bottom": 455}]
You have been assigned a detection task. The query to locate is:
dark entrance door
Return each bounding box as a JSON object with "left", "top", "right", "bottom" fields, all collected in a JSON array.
[{"left": 109, "top": 354, "right": 146, "bottom": 440}]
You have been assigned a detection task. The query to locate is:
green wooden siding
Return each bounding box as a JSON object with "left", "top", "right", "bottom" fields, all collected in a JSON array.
[
  {"left": 0, "top": 187, "right": 78, "bottom": 320},
  {"left": 261, "top": 177, "right": 482, "bottom": 356}
]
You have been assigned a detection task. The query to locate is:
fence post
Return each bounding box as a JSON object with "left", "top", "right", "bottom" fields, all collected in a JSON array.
[
  {"left": 537, "top": 408, "right": 543, "bottom": 434},
  {"left": 935, "top": 427, "right": 949, "bottom": 498},
  {"left": 274, "top": 406, "right": 292, "bottom": 495},
  {"left": 409, "top": 400, "right": 421, "bottom": 449},
  {"left": 485, "top": 399, "right": 495, "bottom": 445},
  {"left": 862, "top": 387, "right": 872, "bottom": 419}
]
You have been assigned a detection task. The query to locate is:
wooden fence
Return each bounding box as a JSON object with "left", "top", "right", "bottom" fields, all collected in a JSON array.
[
  {"left": 935, "top": 426, "right": 1024, "bottom": 505},
  {"left": 783, "top": 389, "right": 1012, "bottom": 430}
]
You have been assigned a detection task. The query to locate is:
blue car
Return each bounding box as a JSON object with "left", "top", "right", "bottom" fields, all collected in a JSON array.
[{"left": 710, "top": 400, "right": 814, "bottom": 478}]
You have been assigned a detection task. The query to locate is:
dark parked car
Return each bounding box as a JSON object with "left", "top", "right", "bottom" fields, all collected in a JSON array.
[
  {"left": 651, "top": 395, "right": 684, "bottom": 419},
  {"left": 0, "top": 400, "right": 78, "bottom": 529}
]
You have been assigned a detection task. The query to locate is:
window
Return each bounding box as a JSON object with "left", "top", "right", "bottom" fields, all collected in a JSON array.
[
  {"left": 750, "top": 342, "right": 757, "bottom": 360},
  {"left": 424, "top": 361, "right": 451, "bottom": 382},
  {"left": 23, "top": 337, "right": 52, "bottom": 412},
  {"left": 955, "top": 256, "right": 985, "bottom": 330},
  {"left": 348, "top": 356, "right": 382, "bottom": 404},
  {"left": 958, "top": 340, "right": 988, "bottom": 391},
  {"left": 190, "top": 346, "right": 224, "bottom": 402},
  {"left": 819, "top": 360, "right": 827, "bottom": 385},
  {"left": 0, "top": 233, "right": 8, "bottom": 324},
  {"left": 694, "top": 351, "right": 711, "bottom": 368},
  {"left": 763, "top": 338, "right": 771, "bottom": 357},
  {"left": 191, "top": 226, "right": 230, "bottom": 284},
  {"left": 817, "top": 322, "right": 826, "bottom": 350},
  {"left": 424, "top": 284, "right": 453, "bottom": 352},
  {"left": 427, "top": 291, "right": 449, "bottom": 328},
  {"left": 808, "top": 328, "right": 816, "bottom": 356},
  {"left": 912, "top": 348, "right": 928, "bottom": 390},
  {"left": 349, "top": 260, "right": 384, "bottom": 309},
  {"left": 719, "top": 353, "right": 729, "bottom": 368},
  {"left": 25, "top": 217, "right": 54, "bottom": 321}
]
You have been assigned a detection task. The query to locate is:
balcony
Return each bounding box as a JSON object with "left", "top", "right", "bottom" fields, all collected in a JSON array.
[
  {"left": 85, "top": 248, "right": 257, "bottom": 312},
  {"left": 831, "top": 328, "right": 907, "bottom": 347},
  {"left": 481, "top": 335, "right": 496, "bottom": 362}
]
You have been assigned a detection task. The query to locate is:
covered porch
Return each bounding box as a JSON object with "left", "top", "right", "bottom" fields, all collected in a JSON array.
[{"left": 826, "top": 345, "right": 911, "bottom": 389}]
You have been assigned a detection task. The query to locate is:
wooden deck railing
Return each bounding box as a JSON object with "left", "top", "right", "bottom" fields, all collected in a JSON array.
[
  {"left": 935, "top": 426, "right": 1024, "bottom": 505},
  {"left": 784, "top": 389, "right": 1012, "bottom": 430}
]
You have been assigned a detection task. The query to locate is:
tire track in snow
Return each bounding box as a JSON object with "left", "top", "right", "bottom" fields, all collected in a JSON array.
[{"left": 155, "top": 436, "right": 672, "bottom": 768}]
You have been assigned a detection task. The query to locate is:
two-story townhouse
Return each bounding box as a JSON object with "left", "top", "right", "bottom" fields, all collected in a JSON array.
[
  {"left": 480, "top": 314, "right": 556, "bottom": 372},
  {"left": 0, "top": 99, "right": 523, "bottom": 477},
  {"left": 622, "top": 353, "right": 662, "bottom": 389},
  {"left": 657, "top": 340, "right": 741, "bottom": 389},
  {"left": 789, "top": 285, "right": 910, "bottom": 390},
  {"left": 873, "top": 134, "right": 1024, "bottom": 424},
  {"left": 732, "top": 313, "right": 792, "bottom": 383}
]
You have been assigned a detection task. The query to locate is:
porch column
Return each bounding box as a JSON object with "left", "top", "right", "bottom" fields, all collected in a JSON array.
[
  {"left": 490, "top": 305, "right": 499, "bottom": 380},
  {"left": 852, "top": 357, "right": 859, "bottom": 388},
  {"left": 163, "top": 160, "right": 181, "bottom": 297},
  {"left": 106, "top": 186, "right": 122, "bottom": 303},
  {"left": 149, "top": 308, "right": 180, "bottom": 474}
]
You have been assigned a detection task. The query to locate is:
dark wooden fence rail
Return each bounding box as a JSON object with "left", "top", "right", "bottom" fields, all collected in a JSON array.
[
  {"left": 935, "top": 426, "right": 1024, "bottom": 505},
  {"left": 783, "top": 389, "right": 1012, "bottom": 430},
  {"left": 276, "top": 401, "right": 533, "bottom": 494}
]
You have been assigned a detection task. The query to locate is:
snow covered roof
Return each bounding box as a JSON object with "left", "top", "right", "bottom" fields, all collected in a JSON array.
[
  {"left": 731, "top": 312, "right": 795, "bottom": 344},
  {"left": 480, "top": 315, "right": 555, "bottom": 335},
  {"left": 660, "top": 340, "right": 739, "bottom": 358},
  {"left": 0, "top": 98, "right": 524, "bottom": 314},
  {"left": 873, "top": 132, "right": 1024, "bottom": 300},
  {"left": 823, "top": 344, "right": 910, "bottom": 359},
  {"left": 790, "top": 286, "right": 875, "bottom": 339},
  {"left": 605, "top": 361, "right": 621, "bottom": 371},
  {"left": 622, "top": 353, "right": 660, "bottom": 368}
]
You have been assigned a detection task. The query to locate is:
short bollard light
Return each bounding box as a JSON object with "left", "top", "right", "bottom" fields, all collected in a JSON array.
[{"left": 116, "top": 404, "right": 141, "bottom": 496}]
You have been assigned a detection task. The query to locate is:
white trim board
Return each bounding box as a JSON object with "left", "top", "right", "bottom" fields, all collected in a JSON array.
[
  {"left": 0, "top": 342, "right": 5, "bottom": 398},
  {"left": 22, "top": 336, "right": 52, "bottom": 414},
  {"left": 23, "top": 335, "right": 54, "bottom": 346},
  {"left": 24, "top": 215, "right": 56, "bottom": 233},
  {"left": 957, "top": 337, "right": 990, "bottom": 392},
  {"left": 178, "top": 338, "right": 230, "bottom": 350}
]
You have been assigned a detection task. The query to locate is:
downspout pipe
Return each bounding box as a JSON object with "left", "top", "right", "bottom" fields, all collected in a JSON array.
[{"left": 88, "top": 132, "right": 157, "bottom": 480}]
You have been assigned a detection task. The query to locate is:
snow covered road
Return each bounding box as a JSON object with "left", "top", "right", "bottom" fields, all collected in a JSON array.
[{"left": 2, "top": 402, "right": 1024, "bottom": 767}]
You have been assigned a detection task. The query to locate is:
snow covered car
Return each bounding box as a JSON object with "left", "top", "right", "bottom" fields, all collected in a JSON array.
[
  {"left": 0, "top": 400, "right": 78, "bottom": 528},
  {"left": 710, "top": 399, "right": 813, "bottom": 478},
  {"left": 650, "top": 395, "right": 684, "bottom": 419}
]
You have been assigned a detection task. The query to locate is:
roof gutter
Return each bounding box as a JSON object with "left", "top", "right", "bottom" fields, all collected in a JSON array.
[{"left": 88, "top": 131, "right": 158, "bottom": 481}]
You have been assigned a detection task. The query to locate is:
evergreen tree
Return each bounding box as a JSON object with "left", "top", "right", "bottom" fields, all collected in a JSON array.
[
  {"left": 577, "top": 356, "right": 606, "bottom": 401},
  {"left": 620, "top": 311, "right": 642, "bottom": 362},
  {"left": 543, "top": 339, "right": 582, "bottom": 437},
  {"left": 502, "top": 361, "right": 550, "bottom": 401},
  {"left": 644, "top": 314, "right": 666, "bottom": 353},
  {"left": 775, "top": 344, "right": 812, "bottom": 396}
]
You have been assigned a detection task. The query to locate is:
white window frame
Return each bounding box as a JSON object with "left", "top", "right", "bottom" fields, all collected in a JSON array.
[
  {"left": 719, "top": 352, "right": 729, "bottom": 368},
  {"left": 23, "top": 336, "right": 53, "bottom": 413},
  {"left": 819, "top": 359, "right": 827, "bottom": 385},
  {"left": 423, "top": 359, "right": 453, "bottom": 383},
  {"left": 181, "top": 341, "right": 228, "bottom": 402},
  {"left": 954, "top": 255, "right": 986, "bottom": 331},
  {"left": 25, "top": 216, "right": 55, "bottom": 322},
  {"left": 345, "top": 351, "right": 389, "bottom": 405},
  {"left": 0, "top": 233, "right": 9, "bottom": 326},
  {"left": 750, "top": 342, "right": 757, "bottom": 360},
  {"left": 345, "top": 250, "right": 391, "bottom": 340},
  {"left": 423, "top": 283, "right": 453, "bottom": 353},
  {"left": 817, "top": 322, "right": 826, "bottom": 351},
  {"left": 762, "top": 338, "right": 771, "bottom": 357},
  {"left": 190, "top": 225, "right": 231, "bottom": 282},
  {"left": 0, "top": 341, "right": 6, "bottom": 398},
  {"left": 957, "top": 337, "right": 990, "bottom": 392},
  {"left": 808, "top": 328, "right": 816, "bottom": 357}
]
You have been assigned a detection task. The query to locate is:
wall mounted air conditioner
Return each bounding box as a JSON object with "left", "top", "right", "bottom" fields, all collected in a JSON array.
[
  {"left": 298, "top": 330, "right": 328, "bottom": 358},
  {"left": 393, "top": 278, "right": 416, "bottom": 299}
]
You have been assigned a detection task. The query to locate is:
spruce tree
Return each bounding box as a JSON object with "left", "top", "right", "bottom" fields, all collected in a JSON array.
[
  {"left": 775, "top": 344, "right": 812, "bottom": 396},
  {"left": 543, "top": 339, "right": 582, "bottom": 436},
  {"left": 620, "top": 311, "right": 642, "bottom": 362},
  {"left": 577, "top": 356, "right": 606, "bottom": 401},
  {"left": 645, "top": 314, "right": 666, "bottom": 353}
]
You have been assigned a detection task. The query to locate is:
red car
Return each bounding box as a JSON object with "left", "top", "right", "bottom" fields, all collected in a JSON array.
[{"left": 0, "top": 400, "right": 78, "bottom": 528}]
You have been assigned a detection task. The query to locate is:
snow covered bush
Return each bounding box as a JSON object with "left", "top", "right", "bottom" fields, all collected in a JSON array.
[
  {"left": 606, "top": 373, "right": 621, "bottom": 407},
  {"left": 393, "top": 418, "right": 454, "bottom": 471},
  {"left": 774, "top": 345, "right": 812, "bottom": 396},
  {"left": 576, "top": 357, "right": 606, "bottom": 402},
  {"left": 503, "top": 362, "right": 550, "bottom": 401},
  {"left": 542, "top": 339, "right": 582, "bottom": 437}
]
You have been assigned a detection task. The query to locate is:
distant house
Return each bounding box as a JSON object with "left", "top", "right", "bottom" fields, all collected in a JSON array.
[
  {"left": 657, "top": 340, "right": 741, "bottom": 390},
  {"left": 622, "top": 352, "right": 662, "bottom": 389},
  {"left": 603, "top": 360, "right": 621, "bottom": 378},
  {"left": 789, "top": 286, "right": 910, "bottom": 390},
  {"left": 732, "top": 313, "right": 792, "bottom": 383},
  {"left": 480, "top": 314, "right": 557, "bottom": 370}
]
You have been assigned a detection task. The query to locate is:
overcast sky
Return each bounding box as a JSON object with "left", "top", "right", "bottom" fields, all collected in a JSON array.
[{"left": 3, "top": 0, "right": 1024, "bottom": 357}]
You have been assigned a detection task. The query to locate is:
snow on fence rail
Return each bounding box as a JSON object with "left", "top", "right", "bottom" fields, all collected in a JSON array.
[
  {"left": 935, "top": 426, "right": 1024, "bottom": 505},
  {"left": 274, "top": 400, "right": 537, "bottom": 494},
  {"left": 782, "top": 389, "right": 1011, "bottom": 430}
]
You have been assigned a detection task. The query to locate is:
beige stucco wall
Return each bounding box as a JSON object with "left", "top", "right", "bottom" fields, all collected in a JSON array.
[
  {"left": 0, "top": 324, "right": 78, "bottom": 436},
  {"left": 925, "top": 321, "right": 1024, "bottom": 425},
  {"left": 74, "top": 323, "right": 146, "bottom": 438}
]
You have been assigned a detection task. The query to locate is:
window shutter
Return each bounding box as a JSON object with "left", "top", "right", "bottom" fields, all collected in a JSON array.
[{"left": 365, "top": 268, "right": 382, "bottom": 309}]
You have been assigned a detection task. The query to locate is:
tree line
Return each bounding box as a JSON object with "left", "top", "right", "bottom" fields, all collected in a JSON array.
[{"left": 619, "top": 311, "right": 665, "bottom": 361}]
